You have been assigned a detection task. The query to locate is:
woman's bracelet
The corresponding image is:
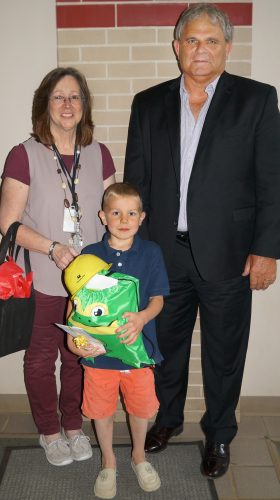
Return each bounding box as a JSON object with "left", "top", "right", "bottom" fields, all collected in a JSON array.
[{"left": 48, "top": 241, "right": 60, "bottom": 261}]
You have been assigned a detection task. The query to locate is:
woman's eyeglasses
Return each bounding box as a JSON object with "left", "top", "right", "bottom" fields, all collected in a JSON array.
[{"left": 50, "top": 95, "right": 82, "bottom": 106}]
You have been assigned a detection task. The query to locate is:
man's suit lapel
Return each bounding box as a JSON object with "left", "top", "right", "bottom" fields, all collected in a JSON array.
[
  {"left": 163, "top": 73, "right": 235, "bottom": 184},
  {"left": 164, "top": 77, "right": 181, "bottom": 186},
  {"left": 194, "top": 72, "right": 234, "bottom": 165}
]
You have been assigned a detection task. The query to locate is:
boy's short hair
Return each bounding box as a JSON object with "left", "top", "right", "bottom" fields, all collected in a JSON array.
[{"left": 102, "top": 182, "right": 143, "bottom": 211}]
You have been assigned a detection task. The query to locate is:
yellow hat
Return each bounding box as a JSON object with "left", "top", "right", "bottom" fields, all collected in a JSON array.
[{"left": 64, "top": 254, "right": 111, "bottom": 298}]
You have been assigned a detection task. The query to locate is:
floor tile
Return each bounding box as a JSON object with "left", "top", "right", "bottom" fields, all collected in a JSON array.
[
  {"left": 232, "top": 466, "right": 280, "bottom": 499},
  {"left": 231, "top": 438, "right": 273, "bottom": 466},
  {"left": 236, "top": 416, "right": 267, "bottom": 438},
  {"left": 267, "top": 438, "right": 280, "bottom": 479},
  {"left": 1, "top": 414, "right": 37, "bottom": 435},
  {"left": 0, "top": 415, "right": 8, "bottom": 432},
  {"left": 263, "top": 416, "right": 280, "bottom": 438},
  {"left": 213, "top": 468, "right": 238, "bottom": 500},
  {"left": 183, "top": 422, "right": 204, "bottom": 439}
]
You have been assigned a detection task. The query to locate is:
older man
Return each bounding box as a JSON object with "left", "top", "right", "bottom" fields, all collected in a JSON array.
[{"left": 124, "top": 3, "right": 280, "bottom": 478}]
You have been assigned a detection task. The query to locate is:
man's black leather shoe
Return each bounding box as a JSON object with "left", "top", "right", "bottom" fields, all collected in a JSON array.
[
  {"left": 144, "top": 423, "right": 184, "bottom": 453},
  {"left": 201, "top": 442, "right": 230, "bottom": 479}
]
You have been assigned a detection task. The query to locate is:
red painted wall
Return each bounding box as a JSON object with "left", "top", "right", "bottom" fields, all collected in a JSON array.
[{"left": 56, "top": 2, "right": 252, "bottom": 29}]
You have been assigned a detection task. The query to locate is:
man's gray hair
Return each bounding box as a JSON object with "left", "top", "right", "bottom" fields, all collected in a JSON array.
[{"left": 174, "top": 3, "right": 234, "bottom": 43}]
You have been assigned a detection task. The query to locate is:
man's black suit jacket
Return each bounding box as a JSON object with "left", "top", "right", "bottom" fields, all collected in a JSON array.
[{"left": 124, "top": 71, "right": 280, "bottom": 281}]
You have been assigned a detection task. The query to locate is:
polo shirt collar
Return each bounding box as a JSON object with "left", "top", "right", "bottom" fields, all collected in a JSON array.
[{"left": 103, "top": 232, "right": 140, "bottom": 256}]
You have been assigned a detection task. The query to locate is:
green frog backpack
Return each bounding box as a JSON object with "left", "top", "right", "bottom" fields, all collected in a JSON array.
[{"left": 64, "top": 254, "right": 155, "bottom": 368}]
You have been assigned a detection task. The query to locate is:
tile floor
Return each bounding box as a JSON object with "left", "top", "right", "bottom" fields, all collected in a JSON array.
[{"left": 0, "top": 411, "right": 280, "bottom": 500}]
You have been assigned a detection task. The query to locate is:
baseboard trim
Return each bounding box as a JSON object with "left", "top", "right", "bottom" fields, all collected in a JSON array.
[
  {"left": 1, "top": 395, "right": 279, "bottom": 420},
  {"left": 240, "top": 396, "right": 280, "bottom": 416}
]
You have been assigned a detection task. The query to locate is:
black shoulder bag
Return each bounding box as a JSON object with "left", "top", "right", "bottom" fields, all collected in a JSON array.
[{"left": 0, "top": 221, "right": 35, "bottom": 357}]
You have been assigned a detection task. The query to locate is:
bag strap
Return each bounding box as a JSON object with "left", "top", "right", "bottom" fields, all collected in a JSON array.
[
  {"left": 0, "top": 221, "right": 22, "bottom": 265},
  {"left": 0, "top": 221, "right": 32, "bottom": 275}
]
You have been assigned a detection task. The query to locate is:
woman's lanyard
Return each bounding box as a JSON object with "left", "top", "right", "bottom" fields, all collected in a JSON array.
[
  {"left": 52, "top": 144, "right": 81, "bottom": 212},
  {"left": 52, "top": 144, "right": 83, "bottom": 250}
]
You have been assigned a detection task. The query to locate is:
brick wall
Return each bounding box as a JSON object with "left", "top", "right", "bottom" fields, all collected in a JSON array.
[{"left": 56, "top": 0, "right": 252, "bottom": 421}]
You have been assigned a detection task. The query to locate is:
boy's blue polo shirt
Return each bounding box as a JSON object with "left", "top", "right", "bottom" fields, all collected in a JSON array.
[{"left": 80, "top": 233, "right": 169, "bottom": 370}]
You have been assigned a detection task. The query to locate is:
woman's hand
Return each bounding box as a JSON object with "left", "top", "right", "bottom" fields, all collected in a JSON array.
[{"left": 51, "top": 243, "right": 78, "bottom": 270}]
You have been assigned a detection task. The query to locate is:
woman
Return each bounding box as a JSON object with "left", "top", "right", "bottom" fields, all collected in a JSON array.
[{"left": 0, "top": 67, "right": 115, "bottom": 466}]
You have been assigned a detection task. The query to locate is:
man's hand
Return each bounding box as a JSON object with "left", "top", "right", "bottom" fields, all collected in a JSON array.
[{"left": 242, "top": 254, "right": 277, "bottom": 290}]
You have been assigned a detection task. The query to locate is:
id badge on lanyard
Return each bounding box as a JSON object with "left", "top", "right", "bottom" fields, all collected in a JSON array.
[
  {"left": 63, "top": 205, "right": 83, "bottom": 250},
  {"left": 63, "top": 205, "right": 77, "bottom": 233}
]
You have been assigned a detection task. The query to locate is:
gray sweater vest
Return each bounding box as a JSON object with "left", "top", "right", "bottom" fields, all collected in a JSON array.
[{"left": 18, "top": 137, "right": 105, "bottom": 296}]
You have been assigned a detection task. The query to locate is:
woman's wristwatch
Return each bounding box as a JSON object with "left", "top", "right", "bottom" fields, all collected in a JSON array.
[{"left": 48, "top": 241, "right": 60, "bottom": 261}]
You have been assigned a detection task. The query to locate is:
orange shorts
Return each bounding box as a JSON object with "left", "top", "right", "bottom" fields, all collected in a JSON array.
[{"left": 82, "top": 367, "right": 159, "bottom": 420}]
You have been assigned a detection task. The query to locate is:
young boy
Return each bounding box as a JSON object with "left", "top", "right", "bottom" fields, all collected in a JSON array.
[{"left": 67, "top": 182, "right": 169, "bottom": 499}]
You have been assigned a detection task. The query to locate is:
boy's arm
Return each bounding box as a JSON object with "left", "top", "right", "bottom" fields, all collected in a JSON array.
[
  {"left": 66, "top": 299, "right": 104, "bottom": 358},
  {"left": 116, "top": 295, "right": 164, "bottom": 345}
]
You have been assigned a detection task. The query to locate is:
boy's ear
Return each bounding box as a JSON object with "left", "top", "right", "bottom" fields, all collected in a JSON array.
[
  {"left": 99, "top": 210, "right": 107, "bottom": 226},
  {"left": 139, "top": 211, "right": 146, "bottom": 225}
]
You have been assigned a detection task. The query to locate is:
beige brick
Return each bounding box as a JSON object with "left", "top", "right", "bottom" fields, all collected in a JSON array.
[
  {"left": 82, "top": 46, "right": 129, "bottom": 62},
  {"left": 58, "top": 29, "right": 105, "bottom": 46},
  {"left": 132, "top": 78, "right": 167, "bottom": 93},
  {"left": 234, "top": 27, "right": 252, "bottom": 44},
  {"left": 186, "top": 385, "right": 203, "bottom": 398},
  {"left": 108, "top": 62, "right": 156, "bottom": 78},
  {"left": 108, "top": 28, "right": 156, "bottom": 45},
  {"left": 229, "top": 44, "right": 252, "bottom": 60},
  {"left": 115, "top": 170, "right": 124, "bottom": 182},
  {"left": 88, "top": 79, "right": 131, "bottom": 95},
  {"left": 92, "top": 95, "right": 107, "bottom": 111},
  {"left": 185, "top": 398, "right": 206, "bottom": 411},
  {"left": 109, "top": 127, "right": 128, "bottom": 142},
  {"left": 58, "top": 47, "right": 80, "bottom": 63},
  {"left": 226, "top": 61, "right": 251, "bottom": 77},
  {"left": 113, "top": 157, "right": 125, "bottom": 172},
  {"left": 93, "top": 127, "right": 108, "bottom": 143},
  {"left": 108, "top": 95, "right": 133, "bottom": 110},
  {"left": 93, "top": 110, "right": 130, "bottom": 126},
  {"left": 183, "top": 410, "right": 203, "bottom": 423},
  {"left": 157, "top": 28, "right": 174, "bottom": 44},
  {"left": 132, "top": 45, "right": 174, "bottom": 61},
  {"left": 107, "top": 142, "right": 126, "bottom": 158},
  {"left": 190, "top": 345, "right": 201, "bottom": 358},
  {"left": 189, "top": 372, "right": 203, "bottom": 385},
  {"left": 189, "top": 358, "right": 202, "bottom": 372},
  {"left": 71, "top": 63, "right": 107, "bottom": 78},
  {"left": 157, "top": 62, "right": 180, "bottom": 78},
  {"left": 193, "top": 318, "right": 200, "bottom": 338}
]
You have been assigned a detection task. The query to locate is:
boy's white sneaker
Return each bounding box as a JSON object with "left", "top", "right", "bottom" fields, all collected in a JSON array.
[
  {"left": 63, "top": 429, "right": 93, "bottom": 461},
  {"left": 131, "top": 460, "right": 161, "bottom": 492},
  {"left": 94, "top": 468, "right": 117, "bottom": 499},
  {"left": 39, "top": 434, "right": 73, "bottom": 466}
]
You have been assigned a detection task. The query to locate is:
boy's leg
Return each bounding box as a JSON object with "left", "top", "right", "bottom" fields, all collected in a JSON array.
[
  {"left": 94, "top": 417, "right": 117, "bottom": 499},
  {"left": 121, "top": 369, "right": 161, "bottom": 492},
  {"left": 82, "top": 367, "right": 121, "bottom": 468},
  {"left": 94, "top": 416, "right": 116, "bottom": 469},
  {"left": 129, "top": 415, "right": 148, "bottom": 465},
  {"left": 82, "top": 367, "right": 119, "bottom": 499}
]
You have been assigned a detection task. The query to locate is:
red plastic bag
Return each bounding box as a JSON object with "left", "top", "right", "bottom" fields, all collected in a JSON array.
[{"left": 0, "top": 256, "right": 33, "bottom": 299}]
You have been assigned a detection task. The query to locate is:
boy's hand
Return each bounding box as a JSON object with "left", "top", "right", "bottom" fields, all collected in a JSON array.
[
  {"left": 115, "top": 311, "right": 145, "bottom": 345},
  {"left": 67, "top": 335, "right": 104, "bottom": 358}
]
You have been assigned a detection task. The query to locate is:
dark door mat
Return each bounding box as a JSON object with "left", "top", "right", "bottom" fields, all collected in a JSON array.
[{"left": 0, "top": 440, "right": 218, "bottom": 500}]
